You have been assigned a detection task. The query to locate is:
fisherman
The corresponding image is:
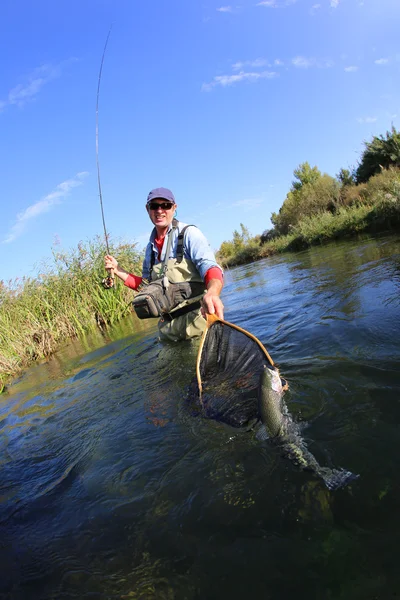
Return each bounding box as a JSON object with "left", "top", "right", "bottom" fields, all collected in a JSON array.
[{"left": 104, "top": 187, "right": 224, "bottom": 341}]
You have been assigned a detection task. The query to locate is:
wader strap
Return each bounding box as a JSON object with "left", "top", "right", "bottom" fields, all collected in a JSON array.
[
  {"left": 162, "top": 300, "right": 202, "bottom": 323},
  {"left": 150, "top": 220, "right": 196, "bottom": 274},
  {"left": 176, "top": 225, "right": 194, "bottom": 263},
  {"left": 149, "top": 218, "right": 180, "bottom": 277}
]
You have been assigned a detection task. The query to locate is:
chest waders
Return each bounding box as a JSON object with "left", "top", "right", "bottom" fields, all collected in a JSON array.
[{"left": 148, "top": 220, "right": 207, "bottom": 341}]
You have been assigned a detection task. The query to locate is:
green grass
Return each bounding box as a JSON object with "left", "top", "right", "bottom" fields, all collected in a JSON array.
[{"left": 0, "top": 236, "right": 143, "bottom": 391}]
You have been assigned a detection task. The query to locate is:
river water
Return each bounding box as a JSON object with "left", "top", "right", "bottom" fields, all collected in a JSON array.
[{"left": 1, "top": 233, "right": 400, "bottom": 599}]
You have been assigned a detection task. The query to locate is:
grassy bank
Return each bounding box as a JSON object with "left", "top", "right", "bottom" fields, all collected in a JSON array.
[
  {"left": 217, "top": 168, "right": 400, "bottom": 268},
  {"left": 0, "top": 236, "right": 142, "bottom": 392}
]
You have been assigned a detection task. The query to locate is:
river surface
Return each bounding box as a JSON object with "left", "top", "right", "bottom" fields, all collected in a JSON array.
[{"left": 1, "top": 233, "right": 400, "bottom": 599}]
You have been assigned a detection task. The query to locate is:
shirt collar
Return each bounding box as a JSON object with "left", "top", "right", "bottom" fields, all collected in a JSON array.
[{"left": 150, "top": 220, "right": 178, "bottom": 243}]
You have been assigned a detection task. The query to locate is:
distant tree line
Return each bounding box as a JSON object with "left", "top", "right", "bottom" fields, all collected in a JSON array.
[
  {"left": 267, "top": 125, "right": 400, "bottom": 239},
  {"left": 217, "top": 126, "right": 400, "bottom": 264}
]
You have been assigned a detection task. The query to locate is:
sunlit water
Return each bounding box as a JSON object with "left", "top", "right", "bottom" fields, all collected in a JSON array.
[{"left": 1, "top": 233, "right": 400, "bottom": 599}]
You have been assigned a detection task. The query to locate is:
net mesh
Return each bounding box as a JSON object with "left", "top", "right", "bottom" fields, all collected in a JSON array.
[{"left": 196, "top": 315, "right": 275, "bottom": 428}]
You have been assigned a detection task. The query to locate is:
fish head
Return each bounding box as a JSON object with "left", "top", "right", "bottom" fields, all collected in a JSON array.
[{"left": 260, "top": 365, "right": 284, "bottom": 395}]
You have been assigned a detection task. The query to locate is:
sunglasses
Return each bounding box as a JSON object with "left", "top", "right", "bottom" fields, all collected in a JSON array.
[{"left": 148, "top": 202, "right": 174, "bottom": 211}]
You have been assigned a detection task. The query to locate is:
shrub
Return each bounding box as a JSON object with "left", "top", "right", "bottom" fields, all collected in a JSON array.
[
  {"left": 272, "top": 170, "right": 340, "bottom": 235},
  {"left": 260, "top": 228, "right": 279, "bottom": 244},
  {"left": 340, "top": 182, "right": 369, "bottom": 207},
  {"left": 362, "top": 167, "right": 400, "bottom": 201},
  {"left": 355, "top": 125, "right": 400, "bottom": 183}
]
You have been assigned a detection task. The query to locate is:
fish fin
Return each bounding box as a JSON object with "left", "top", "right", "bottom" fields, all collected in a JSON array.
[
  {"left": 244, "top": 418, "right": 260, "bottom": 432},
  {"left": 321, "top": 468, "right": 359, "bottom": 491},
  {"left": 255, "top": 423, "right": 270, "bottom": 441}
]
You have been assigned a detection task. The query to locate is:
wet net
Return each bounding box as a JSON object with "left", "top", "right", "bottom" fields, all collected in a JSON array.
[{"left": 196, "top": 314, "right": 277, "bottom": 428}]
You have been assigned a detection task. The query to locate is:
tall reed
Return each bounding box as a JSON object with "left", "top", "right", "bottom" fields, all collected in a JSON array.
[{"left": 0, "top": 236, "right": 143, "bottom": 391}]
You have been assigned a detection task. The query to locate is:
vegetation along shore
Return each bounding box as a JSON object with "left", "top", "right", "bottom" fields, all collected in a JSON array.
[
  {"left": 1, "top": 127, "right": 399, "bottom": 391},
  {"left": 217, "top": 127, "right": 400, "bottom": 267},
  {"left": 0, "top": 238, "right": 143, "bottom": 392}
]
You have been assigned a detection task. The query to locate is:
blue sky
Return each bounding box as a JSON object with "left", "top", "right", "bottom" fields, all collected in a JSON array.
[{"left": 1, "top": 0, "right": 399, "bottom": 284}]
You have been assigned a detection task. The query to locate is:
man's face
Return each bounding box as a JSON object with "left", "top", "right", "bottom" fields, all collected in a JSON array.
[{"left": 146, "top": 198, "right": 177, "bottom": 230}]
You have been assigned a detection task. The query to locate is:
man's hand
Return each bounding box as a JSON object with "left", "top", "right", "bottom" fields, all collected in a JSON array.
[
  {"left": 202, "top": 279, "right": 224, "bottom": 320},
  {"left": 104, "top": 255, "right": 118, "bottom": 271},
  {"left": 104, "top": 255, "right": 130, "bottom": 283}
]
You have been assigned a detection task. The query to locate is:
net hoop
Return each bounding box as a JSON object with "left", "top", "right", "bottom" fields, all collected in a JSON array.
[{"left": 196, "top": 313, "right": 275, "bottom": 396}]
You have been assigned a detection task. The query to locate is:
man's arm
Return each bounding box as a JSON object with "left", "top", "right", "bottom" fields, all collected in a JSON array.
[
  {"left": 202, "top": 276, "right": 224, "bottom": 319},
  {"left": 183, "top": 227, "right": 225, "bottom": 319}
]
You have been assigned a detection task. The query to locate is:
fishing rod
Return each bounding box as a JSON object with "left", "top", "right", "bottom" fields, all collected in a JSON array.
[{"left": 96, "top": 26, "right": 114, "bottom": 289}]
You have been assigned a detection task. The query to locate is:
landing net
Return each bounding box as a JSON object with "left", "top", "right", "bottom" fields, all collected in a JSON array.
[{"left": 196, "top": 314, "right": 276, "bottom": 428}]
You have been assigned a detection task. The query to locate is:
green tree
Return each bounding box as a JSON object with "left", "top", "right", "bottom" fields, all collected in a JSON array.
[
  {"left": 355, "top": 126, "right": 400, "bottom": 183},
  {"left": 271, "top": 190, "right": 298, "bottom": 235},
  {"left": 271, "top": 164, "right": 341, "bottom": 235},
  {"left": 337, "top": 168, "right": 356, "bottom": 187},
  {"left": 292, "top": 162, "right": 322, "bottom": 191},
  {"left": 271, "top": 163, "right": 322, "bottom": 235},
  {"left": 218, "top": 223, "right": 252, "bottom": 259}
]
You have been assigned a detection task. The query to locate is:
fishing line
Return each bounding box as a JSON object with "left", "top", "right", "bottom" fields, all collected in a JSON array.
[{"left": 96, "top": 26, "right": 114, "bottom": 289}]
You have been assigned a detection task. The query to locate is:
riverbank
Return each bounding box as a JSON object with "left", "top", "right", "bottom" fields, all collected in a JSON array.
[
  {"left": 217, "top": 169, "right": 400, "bottom": 268},
  {"left": 0, "top": 237, "right": 142, "bottom": 392}
]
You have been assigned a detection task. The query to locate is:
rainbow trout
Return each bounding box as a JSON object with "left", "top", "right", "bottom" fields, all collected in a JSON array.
[{"left": 258, "top": 366, "right": 358, "bottom": 491}]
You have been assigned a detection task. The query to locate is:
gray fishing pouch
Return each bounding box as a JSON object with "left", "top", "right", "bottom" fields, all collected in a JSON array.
[
  {"left": 132, "top": 221, "right": 207, "bottom": 320},
  {"left": 132, "top": 279, "right": 204, "bottom": 319}
]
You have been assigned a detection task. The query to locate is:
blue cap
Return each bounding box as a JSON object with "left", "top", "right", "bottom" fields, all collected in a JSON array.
[{"left": 146, "top": 187, "right": 176, "bottom": 204}]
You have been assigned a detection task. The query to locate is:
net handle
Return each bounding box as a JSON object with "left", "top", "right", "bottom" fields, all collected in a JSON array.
[{"left": 196, "top": 313, "right": 275, "bottom": 395}]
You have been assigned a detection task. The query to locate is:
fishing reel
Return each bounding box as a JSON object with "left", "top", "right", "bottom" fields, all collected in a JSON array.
[{"left": 102, "top": 275, "right": 115, "bottom": 289}]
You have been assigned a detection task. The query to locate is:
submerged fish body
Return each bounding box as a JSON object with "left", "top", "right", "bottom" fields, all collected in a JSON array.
[
  {"left": 258, "top": 367, "right": 358, "bottom": 491},
  {"left": 258, "top": 366, "right": 289, "bottom": 437}
]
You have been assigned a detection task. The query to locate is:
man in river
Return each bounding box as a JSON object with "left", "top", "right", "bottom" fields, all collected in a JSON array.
[{"left": 104, "top": 187, "right": 224, "bottom": 342}]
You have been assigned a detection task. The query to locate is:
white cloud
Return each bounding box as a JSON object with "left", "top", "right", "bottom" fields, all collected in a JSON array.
[
  {"left": 232, "top": 58, "right": 269, "bottom": 71},
  {"left": 375, "top": 58, "right": 389, "bottom": 65},
  {"left": 202, "top": 70, "right": 277, "bottom": 91},
  {"left": 292, "top": 56, "right": 315, "bottom": 68},
  {"left": 310, "top": 3, "right": 321, "bottom": 14},
  {"left": 357, "top": 116, "right": 377, "bottom": 124},
  {"left": 232, "top": 198, "right": 263, "bottom": 211},
  {"left": 3, "top": 172, "right": 88, "bottom": 244},
  {"left": 344, "top": 65, "right": 358, "bottom": 72},
  {"left": 204, "top": 52, "right": 336, "bottom": 91},
  {"left": 318, "top": 58, "right": 335, "bottom": 68},
  {"left": 256, "top": 0, "right": 297, "bottom": 5},
  {"left": 0, "top": 60, "right": 76, "bottom": 112},
  {"left": 217, "top": 6, "right": 233, "bottom": 12},
  {"left": 292, "top": 56, "right": 334, "bottom": 68},
  {"left": 330, "top": 0, "right": 340, "bottom": 7}
]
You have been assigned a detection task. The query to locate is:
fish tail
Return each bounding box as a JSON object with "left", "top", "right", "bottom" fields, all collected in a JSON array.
[{"left": 321, "top": 468, "right": 359, "bottom": 491}]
